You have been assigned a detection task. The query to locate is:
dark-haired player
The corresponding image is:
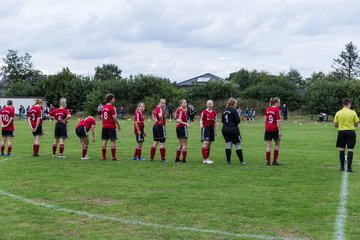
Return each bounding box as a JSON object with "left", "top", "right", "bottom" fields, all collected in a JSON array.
[
  {"left": 28, "top": 99, "right": 43, "bottom": 157},
  {"left": 75, "top": 115, "right": 96, "bottom": 160},
  {"left": 334, "top": 98, "right": 359, "bottom": 172},
  {"left": 264, "top": 97, "right": 282, "bottom": 166},
  {"left": 49, "top": 98, "right": 71, "bottom": 158},
  {"left": 133, "top": 102, "right": 146, "bottom": 161},
  {"left": 175, "top": 99, "right": 189, "bottom": 163},
  {"left": 101, "top": 94, "right": 121, "bottom": 161},
  {"left": 200, "top": 100, "right": 217, "bottom": 164},
  {"left": 0, "top": 100, "right": 15, "bottom": 156},
  {"left": 221, "top": 97, "right": 245, "bottom": 165},
  {"left": 150, "top": 98, "right": 167, "bottom": 162}
]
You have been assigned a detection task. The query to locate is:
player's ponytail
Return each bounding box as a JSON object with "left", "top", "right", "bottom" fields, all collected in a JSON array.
[
  {"left": 269, "top": 97, "right": 280, "bottom": 106},
  {"left": 226, "top": 97, "right": 237, "bottom": 108}
]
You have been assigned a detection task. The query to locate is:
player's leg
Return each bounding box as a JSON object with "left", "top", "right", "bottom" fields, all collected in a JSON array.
[
  {"left": 336, "top": 131, "right": 346, "bottom": 171},
  {"left": 1, "top": 136, "right": 6, "bottom": 155},
  {"left": 110, "top": 139, "right": 117, "bottom": 160},
  {"left": 175, "top": 139, "right": 182, "bottom": 162},
  {"left": 181, "top": 138, "right": 187, "bottom": 163},
  {"left": 225, "top": 141, "right": 232, "bottom": 164},
  {"left": 59, "top": 137, "right": 65, "bottom": 158},
  {"left": 7, "top": 136, "right": 13, "bottom": 156},
  {"left": 34, "top": 135, "right": 41, "bottom": 156},
  {"left": 150, "top": 141, "right": 158, "bottom": 161},
  {"left": 101, "top": 139, "right": 108, "bottom": 160},
  {"left": 346, "top": 131, "right": 356, "bottom": 172},
  {"left": 265, "top": 140, "right": 272, "bottom": 165},
  {"left": 273, "top": 139, "right": 281, "bottom": 165},
  {"left": 52, "top": 138, "right": 59, "bottom": 157},
  {"left": 159, "top": 141, "right": 166, "bottom": 162}
]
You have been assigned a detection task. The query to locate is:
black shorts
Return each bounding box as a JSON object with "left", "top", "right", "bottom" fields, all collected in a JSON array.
[
  {"left": 336, "top": 130, "right": 356, "bottom": 149},
  {"left": 2, "top": 130, "right": 14, "bottom": 137},
  {"left": 222, "top": 126, "right": 241, "bottom": 144},
  {"left": 54, "top": 122, "right": 68, "bottom": 138},
  {"left": 102, "top": 128, "right": 117, "bottom": 141},
  {"left": 153, "top": 125, "right": 166, "bottom": 143},
  {"left": 136, "top": 133, "right": 145, "bottom": 143},
  {"left": 176, "top": 126, "right": 188, "bottom": 139},
  {"left": 76, "top": 126, "right": 88, "bottom": 138},
  {"left": 32, "top": 125, "right": 44, "bottom": 136},
  {"left": 264, "top": 131, "right": 280, "bottom": 141},
  {"left": 201, "top": 126, "right": 215, "bottom": 142}
]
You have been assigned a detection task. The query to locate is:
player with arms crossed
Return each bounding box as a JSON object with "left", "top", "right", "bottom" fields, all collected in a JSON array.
[
  {"left": 200, "top": 100, "right": 217, "bottom": 164},
  {"left": 49, "top": 98, "right": 71, "bottom": 158},
  {"left": 132, "top": 102, "right": 146, "bottom": 161},
  {"left": 150, "top": 98, "right": 167, "bottom": 162},
  {"left": 334, "top": 98, "right": 359, "bottom": 172},
  {"left": 101, "top": 94, "right": 121, "bottom": 161},
  {"left": 264, "top": 97, "right": 282, "bottom": 165},
  {"left": 28, "top": 99, "right": 43, "bottom": 157},
  {"left": 75, "top": 115, "right": 96, "bottom": 160},
  {"left": 221, "top": 97, "right": 245, "bottom": 165},
  {"left": 0, "top": 100, "right": 15, "bottom": 156},
  {"left": 175, "top": 99, "right": 190, "bottom": 163}
]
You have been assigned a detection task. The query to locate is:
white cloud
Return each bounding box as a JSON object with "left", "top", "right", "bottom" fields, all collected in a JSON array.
[{"left": 1, "top": 0, "right": 360, "bottom": 81}]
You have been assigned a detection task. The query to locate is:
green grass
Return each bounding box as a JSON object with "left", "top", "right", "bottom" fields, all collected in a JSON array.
[{"left": 0, "top": 117, "right": 359, "bottom": 239}]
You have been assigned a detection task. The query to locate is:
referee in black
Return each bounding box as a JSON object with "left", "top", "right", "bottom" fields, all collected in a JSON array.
[{"left": 221, "top": 97, "right": 245, "bottom": 165}]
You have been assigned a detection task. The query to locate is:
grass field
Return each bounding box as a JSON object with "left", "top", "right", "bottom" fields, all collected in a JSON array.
[{"left": 0, "top": 116, "right": 359, "bottom": 239}]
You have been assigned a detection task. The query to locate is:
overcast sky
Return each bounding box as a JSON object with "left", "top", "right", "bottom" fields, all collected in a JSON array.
[{"left": 1, "top": 0, "right": 359, "bottom": 82}]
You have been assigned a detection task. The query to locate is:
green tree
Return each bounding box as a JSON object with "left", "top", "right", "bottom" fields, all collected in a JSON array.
[
  {"left": 94, "top": 64, "right": 122, "bottom": 81},
  {"left": 227, "top": 69, "right": 267, "bottom": 90},
  {"left": 332, "top": 41, "right": 360, "bottom": 79}
]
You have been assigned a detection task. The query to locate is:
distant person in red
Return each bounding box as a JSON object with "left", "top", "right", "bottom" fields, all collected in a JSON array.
[
  {"left": 175, "top": 99, "right": 189, "bottom": 163},
  {"left": 101, "top": 94, "right": 121, "bottom": 160},
  {"left": 264, "top": 97, "right": 282, "bottom": 166},
  {"left": 132, "top": 102, "right": 146, "bottom": 161},
  {"left": 150, "top": 98, "right": 167, "bottom": 162},
  {"left": 75, "top": 115, "right": 96, "bottom": 160},
  {"left": 200, "top": 100, "right": 217, "bottom": 164},
  {"left": 0, "top": 100, "right": 15, "bottom": 156},
  {"left": 28, "top": 99, "right": 43, "bottom": 157},
  {"left": 49, "top": 98, "right": 71, "bottom": 158}
]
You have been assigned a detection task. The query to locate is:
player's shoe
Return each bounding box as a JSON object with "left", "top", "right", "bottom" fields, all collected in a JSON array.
[
  {"left": 102, "top": 157, "right": 106, "bottom": 161},
  {"left": 137, "top": 157, "right": 145, "bottom": 161},
  {"left": 150, "top": 158, "right": 154, "bottom": 162},
  {"left": 81, "top": 156, "right": 89, "bottom": 160},
  {"left": 52, "top": 154, "right": 56, "bottom": 158},
  {"left": 272, "top": 161, "right": 281, "bottom": 166},
  {"left": 161, "top": 159, "right": 168, "bottom": 163},
  {"left": 175, "top": 158, "right": 182, "bottom": 163},
  {"left": 203, "top": 159, "right": 214, "bottom": 164},
  {"left": 265, "top": 161, "right": 270, "bottom": 166},
  {"left": 182, "top": 159, "right": 186, "bottom": 163},
  {"left": 0, "top": 153, "right": 6, "bottom": 156},
  {"left": 58, "top": 155, "right": 66, "bottom": 159},
  {"left": 339, "top": 167, "right": 345, "bottom": 171},
  {"left": 132, "top": 157, "right": 138, "bottom": 160},
  {"left": 240, "top": 161, "right": 246, "bottom": 165},
  {"left": 112, "top": 158, "right": 118, "bottom": 161},
  {"left": 33, "top": 154, "right": 40, "bottom": 157},
  {"left": 347, "top": 168, "right": 353, "bottom": 172},
  {"left": 6, "top": 153, "right": 13, "bottom": 157}
]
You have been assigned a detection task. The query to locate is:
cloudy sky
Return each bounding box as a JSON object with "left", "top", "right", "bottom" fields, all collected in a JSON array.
[{"left": 1, "top": 0, "right": 359, "bottom": 82}]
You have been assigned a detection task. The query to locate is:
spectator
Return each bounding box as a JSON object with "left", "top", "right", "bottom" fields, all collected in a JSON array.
[
  {"left": 118, "top": 107, "right": 125, "bottom": 119},
  {"left": 98, "top": 103, "right": 103, "bottom": 119},
  {"left": 167, "top": 104, "right": 174, "bottom": 119},
  {"left": 282, "top": 104, "right": 288, "bottom": 120},
  {"left": 319, "top": 112, "right": 325, "bottom": 122},
  {"left": 19, "top": 105, "right": 24, "bottom": 120}
]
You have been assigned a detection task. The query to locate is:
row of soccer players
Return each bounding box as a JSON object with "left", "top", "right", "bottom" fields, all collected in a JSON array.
[{"left": 0, "top": 95, "right": 282, "bottom": 165}]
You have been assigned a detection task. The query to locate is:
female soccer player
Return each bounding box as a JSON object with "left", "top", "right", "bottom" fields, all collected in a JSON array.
[
  {"left": 132, "top": 102, "right": 146, "bottom": 161},
  {"left": 75, "top": 115, "right": 96, "bottom": 160},
  {"left": 264, "top": 97, "right": 282, "bottom": 165},
  {"left": 0, "top": 100, "right": 15, "bottom": 156},
  {"left": 200, "top": 100, "right": 217, "bottom": 164},
  {"left": 150, "top": 98, "right": 167, "bottom": 162},
  {"left": 175, "top": 99, "right": 189, "bottom": 163},
  {"left": 28, "top": 99, "right": 43, "bottom": 157},
  {"left": 49, "top": 98, "right": 71, "bottom": 158},
  {"left": 221, "top": 97, "right": 245, "bottom": 165}
]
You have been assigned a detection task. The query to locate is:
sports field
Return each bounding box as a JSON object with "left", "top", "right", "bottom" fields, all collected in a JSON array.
[{"left": 0, "top": 117, "right": 359, "bottom": 239}]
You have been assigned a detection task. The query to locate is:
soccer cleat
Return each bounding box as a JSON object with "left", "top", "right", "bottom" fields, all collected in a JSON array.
[
  {"left": 347, "top": 168, "right": 353, "bottom": 172},
  {"left": 175, "top": 158, "right": 182, "bottom": 163},
  {"left": 272, "top": 161, "right": 281, "bottom": 166},
  {"left": 52, "top": 154, "right": 56, "bottom": 158},
  {"left": 137, "top": 157, "right": 145, "bottom": 161},
  {"left": 102, "top": 158, "right": 106, "bottom": 161},
  {"left": 265, "top": 161, "right": 270, "bottom": 166},
  {"left": 0, "top": 153, "right": 5, "bottom": 156},
  {"left": 58, "top": 155, "right": 66, "bottom": 159},
  {"left": 161, "top": 159, "right": 168, "bottom": 163},
  {"left": 150, "top": 159, "right": 154, "bottom": 162},
  {"left": 240, "top": 161, "right": 246, "bottom": 165},
  {"left": 203, "top": 159, "right": 214, "bottom": 164},
  {"left": 81, "top": 156, "right": 89, "bottom": 160},
  {"left": 132, "top": 157, "right": 138, "bottom": 160},
  {"left": 182, "top": 160, "right": 186, "bottom": 163},
  {"left": 112, "top": 158, "right": 118, "bottom": 161},
  {"left": 33, "top": 154, "right": 40, "bottom": 157},
  {"left": 6, "top": 154, "right": 13, "bottom": 157}
]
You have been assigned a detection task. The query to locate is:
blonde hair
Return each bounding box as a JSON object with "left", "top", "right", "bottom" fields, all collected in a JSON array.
[
  {"left": 269, "top": 97, "right": 280, "bottom": 106},
  {"left": 177, "top": 99, "right": 188, "bottom": 114},
  {"left": 35, "top": 99, "right": 42, "bottom": 105},
  {"left": 59, "top": 98, "right": 67, "bottom": 107},
  {"left": 226, "top": 97, "right": 237, "bottom": 108},
  {"left": 136, "top": 102, "right": 145, "bottom": 112}
]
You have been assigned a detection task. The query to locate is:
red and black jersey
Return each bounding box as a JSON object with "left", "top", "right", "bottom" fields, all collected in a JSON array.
[
  {"left": 265, "top": 106, "right": 281, "bottom": 131},
  {"left": 134, "top": 110, "right": 145, "bottom": 134},
  {"left": 101, "top": 103, "right": 117, "bottom": 129},
  {"left": 201, "top": 109, "right": 216, "bottom": 128},
  {"left": 76, "top": 117, "right": 96, "bottom": 131},
  {"left": 28, "top": 105, "right": 42, "bottom": 128},
  {"left": 49, "top": 108, "right": 70, "bottom": 123},
  {"left": 153, "top": 106, "right": 166, "bottom": 126},
  {"left": 176, "top": 107, "right": 187, "bottom": 128},
  {"left": 1, "top": 106, "right": 15, "bottom": 131}
]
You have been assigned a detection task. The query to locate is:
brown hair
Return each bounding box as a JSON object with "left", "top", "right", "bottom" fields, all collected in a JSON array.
[
  {"left": 226, "top": 97, "right": 237, "bottom": 108},
  {"left": 105, "top": 94, "right": 115, "bottom": 103},
  {"left": 7, "top": 100, "right": 13, "bottom": 106},
  {"left": 269, "top": 97, "right": 280, "bottom": 106},
  {"left": 342, "top": 98, "right": 351, "bottom": 106}
]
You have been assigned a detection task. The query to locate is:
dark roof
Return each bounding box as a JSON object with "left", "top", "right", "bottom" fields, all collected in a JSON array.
[{"left": 177, "top": 73, "right": 226, "bottom": 87}]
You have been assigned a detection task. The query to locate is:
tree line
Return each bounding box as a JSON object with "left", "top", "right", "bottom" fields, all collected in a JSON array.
[{"left": 1, "top": 41, "right": 360, "bottom": 116}]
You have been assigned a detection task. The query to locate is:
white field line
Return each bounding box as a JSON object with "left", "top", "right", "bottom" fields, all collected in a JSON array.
[
  {"left": 334, "top": 160, "right": 349, "bottom": 240},
  {"left": 0, "top": 188, "right": 305, "bottom": 240}
]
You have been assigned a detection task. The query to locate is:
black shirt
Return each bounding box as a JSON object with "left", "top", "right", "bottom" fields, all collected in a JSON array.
[{"left": 222, "top": 107, "right": 240, "bottom": 127}]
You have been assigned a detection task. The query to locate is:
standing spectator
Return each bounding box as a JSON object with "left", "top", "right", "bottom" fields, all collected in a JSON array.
[
  {"left": 101, "top": 94, "right": 121, "bottom": 161},
  {"left": 222, "top": 98, "right": 245, "bottom": 165},
  {"left": 75, "top": 115, "right": 96, "bottom": 160},
  {"left": 18, "top": 105, "right": 24, "bottom": 120},
  {"left": 0, "top": 100, "right": 15, "bottom": 156},
  {"left": 282, "top": 104, "right": 288, "bottom": 120},
  {"left": 49, "top": 98, "right": 71, "bottom": 158},
  {"left": 118, "top": 107, "right": 125, "bottom": 119},
  {"left": 150, "top": 98, "right": 167, "bottom": 162},
  {"left": 132, "top": 102, "right": 146, "bottom": 161},
  {"left": 175, "top": 99, "right": 189, "bottom": 163},
  {"left": 237, "top": 107, "right": 242, "bottom": 118},
  {"left": 98, "top": 103, "right": 103, "bottom": 120},
  {"left": 167, "top": 104, "right": 174, "bottom": 119},
  {"left": 200, "top": 100, "right": 217, "bottom": 164},
  {"left": 28, "top": 99, "right": 43, "bottom": 157},
  {"left": 26, "top": 105, "right": 30, "bottom": 117},
  {"left": 187, "top": 103, "right": 195, "bottom": 123},
  {"left": 49, "top": 104, "right": 55, "bottom": 113},
  {"left": 334, "top": 98, "right": 359, "bottom": 172},
  {"left": 264, "top": 97, "right": 282, "bottom": 166}
]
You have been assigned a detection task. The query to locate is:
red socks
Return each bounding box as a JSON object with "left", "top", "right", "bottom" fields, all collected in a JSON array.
[
  {"left": 202, "top": 147, "right": 208, "bottom": 160},
  {"left": 111, "top": 147, "right": 117, "bottom": 160},
  {"left": 33, "top": 144, "right": 39, "bottom": 155},
  {"left": 134, "top": 146, "right": 142, "bottom": 158},
  {"left": 274, "top": 149, "right": 279, "bottom": 162},
  {"left": 1, "top": 145, "right": 5, "bottom": 154},
  {"left": 7, "top": 145, "right": 12, "bottom": 155},
  {"left": 52, "top": 144, "right": 57, "bottom": 155},
  {"left": 59, "top": 144, "right": 64, "bottom": 155},
  {"left": 266, "top": 151, "right": 271, "bottom": 163},
  {"left": 176, "top": 147, "right": 182, "bottom": 159},
  {"left": 182, "top": 149, "right": 187, "bottom": 161},
  {"left": 102, "top": 147, "right": 106, "bottom": 160},
  {"left": 82, "top": 145, "right": 88, "bottom": 158},
  {"left": 150, "top": 146, "right": 156, "bottom": 160},
  {"left": 160, "top": 147, "right": 166, "bottom": 160}
]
